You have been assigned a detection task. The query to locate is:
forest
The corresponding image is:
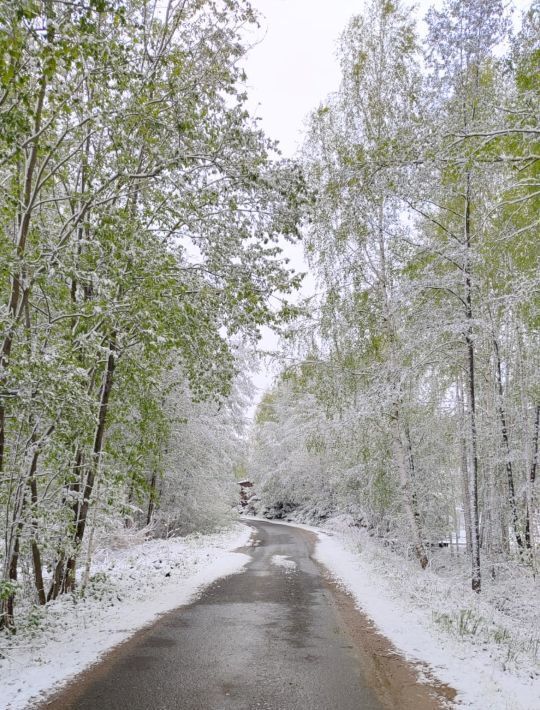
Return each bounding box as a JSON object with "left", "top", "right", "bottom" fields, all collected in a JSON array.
[
  {"left": 0, "top": 0, "right": 539, "bottom": 643},
  {"left": 249, "top": 0, "right": 540, "bottom": 596},
  {"left": 0, "top": 0, "right": 303, "bottom": 630}
]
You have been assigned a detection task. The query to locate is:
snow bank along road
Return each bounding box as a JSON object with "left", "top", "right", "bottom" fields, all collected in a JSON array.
[{"left": 43, "top": 520, "right": 451, "bottom": 710}]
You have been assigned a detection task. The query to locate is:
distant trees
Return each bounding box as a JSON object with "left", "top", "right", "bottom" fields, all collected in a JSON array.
[
  {"left": 0, "top": 0, "right": 302, "bottom": 629},
  {"left": 250, "top": 0, "right": 540, "bottom": 593},
  {"left": 149, "top": 357, "right": 252, "bottom": 537}
]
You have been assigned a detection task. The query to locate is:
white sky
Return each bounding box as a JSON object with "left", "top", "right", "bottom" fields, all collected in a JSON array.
[
  {"left": 240, "top": 0, "right": 530, "bottom": 414},
  {"left": 242, "top": 0, "right": 366, "bottom": 157}
]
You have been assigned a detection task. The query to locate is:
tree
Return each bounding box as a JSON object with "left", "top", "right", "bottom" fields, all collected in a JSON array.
[
  {"left": 302, "top": 0, "right": 429, "bottom": 568},
  {"left": 0, "top": 0, "right": 304, "bottom": 628},
  {"left": 252, "top": 0, "right": 539, "bottom": 596}
]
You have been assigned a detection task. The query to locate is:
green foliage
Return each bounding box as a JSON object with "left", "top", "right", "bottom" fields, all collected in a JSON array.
[
  {"left": 255, "top": 0, "right": 540, "bottom": 593},
  {"left": 0, "top": 580, "right": 18, "bottom": 602},
  {"left": 0, "top": 0, "right": 304, "bottom": 623}
]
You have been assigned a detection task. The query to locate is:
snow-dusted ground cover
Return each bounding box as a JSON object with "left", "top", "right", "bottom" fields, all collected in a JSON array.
[
  {"left": 246, "top": 515, "right": 540, "bottom": 710},
  {"left": 0, "top": 524, "right": 251, "bottom": 710}
]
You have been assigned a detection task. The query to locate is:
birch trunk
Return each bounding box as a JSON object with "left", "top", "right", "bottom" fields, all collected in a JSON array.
[
  {"left": 391, "top": 405, "right": 428, "bottom": 569},
  {"left": 464, "top": 173, "right": 481, "bottom": 593},
  {"left": 493, "top": 337, "right": 524, "bottom": 550},
  {"left": 525, "top": 404, "right": 540, "bottom": 553}
]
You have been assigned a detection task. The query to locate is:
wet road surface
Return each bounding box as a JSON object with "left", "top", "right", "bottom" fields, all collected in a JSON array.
[{"left": 45, "top": 520, "right": 383, "bottom": 710}]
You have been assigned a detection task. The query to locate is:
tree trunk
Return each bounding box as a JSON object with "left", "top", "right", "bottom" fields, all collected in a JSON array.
[
  {"left": 525, "top": 403, "right": 540, "bottom": 550},
  {"left": 62, "top": 339, "right": 117, "bottom": 593},
  {"left": 391, "top": 405, "right": 428, "bottom": 569},
  {"left": 465, "top": 331, "right": 481, "bottom": 593},
  {"left": 0, "top": 488, "right": 26, "bottom": 630},
  {"left": 0, "top": 78, "right": 47, "bottom": 474},
  {"left": 464, "top": 174, "right": 481, "bottom": 593},
  {"left": 147, "top": 470, "right": 158, "bottom": 526},
  {"left": 28, "top": 443, "right": 47, "bottom": 605},
  {"left": 493, "top": 337, "right": 524, "bottom": 550},
  {"left": 81, "top": 480, "right": 101, "bottom": 591},
  {"left": 456, "top": 378, "right": 473, "bottom": 555},
  {"left": 47, "top": 448, "right": 84, "bottom": 601},
  {"left": 48, "top": 340, "right": 117, "bottom": 599}
]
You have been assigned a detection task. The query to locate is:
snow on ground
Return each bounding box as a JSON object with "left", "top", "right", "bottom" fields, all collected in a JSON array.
[
  {"left": 245, "top": 515, "right": 540, "bottom": 710},
  {"left": 270, "top": 554, "right": 297, "bottom": 571},
  {"left": 0, "top": 524, "right": 252, "bottom": 710},
  {"left": 316, "top": 524, "right": 539, "bottom": 710}
]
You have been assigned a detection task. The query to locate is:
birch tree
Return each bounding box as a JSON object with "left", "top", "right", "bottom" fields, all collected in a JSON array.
[
  {"left": 303, "top": 0, "right": 429, "bottom": 567},
  {"left": 252, "top": 0, "right": 539, "bottom": 596}
]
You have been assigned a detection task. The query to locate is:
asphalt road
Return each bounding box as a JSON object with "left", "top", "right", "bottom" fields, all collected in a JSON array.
[{"left": 45, "top": 520, "right": 383, "bottom": 710}]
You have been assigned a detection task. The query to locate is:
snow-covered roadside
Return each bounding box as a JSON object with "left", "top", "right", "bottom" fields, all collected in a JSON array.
[
  {"left": 244, "top": 515, "right": 539, "bottom": 710},
  {"left": 0, "top": 523, "right": 252, "bottom": 710}
]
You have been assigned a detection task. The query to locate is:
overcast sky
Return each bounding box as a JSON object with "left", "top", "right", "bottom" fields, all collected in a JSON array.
[
  {"left": 240, "top": 0, "right": 529, "bottom": 413},
  {"left": 242, "top": 0, "right": 367, "bottom": 157}
]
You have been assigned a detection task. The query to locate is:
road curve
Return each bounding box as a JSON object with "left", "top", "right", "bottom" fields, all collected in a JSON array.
[{"left": 44, "top": 520, "right": 385, "bottom": 710}]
